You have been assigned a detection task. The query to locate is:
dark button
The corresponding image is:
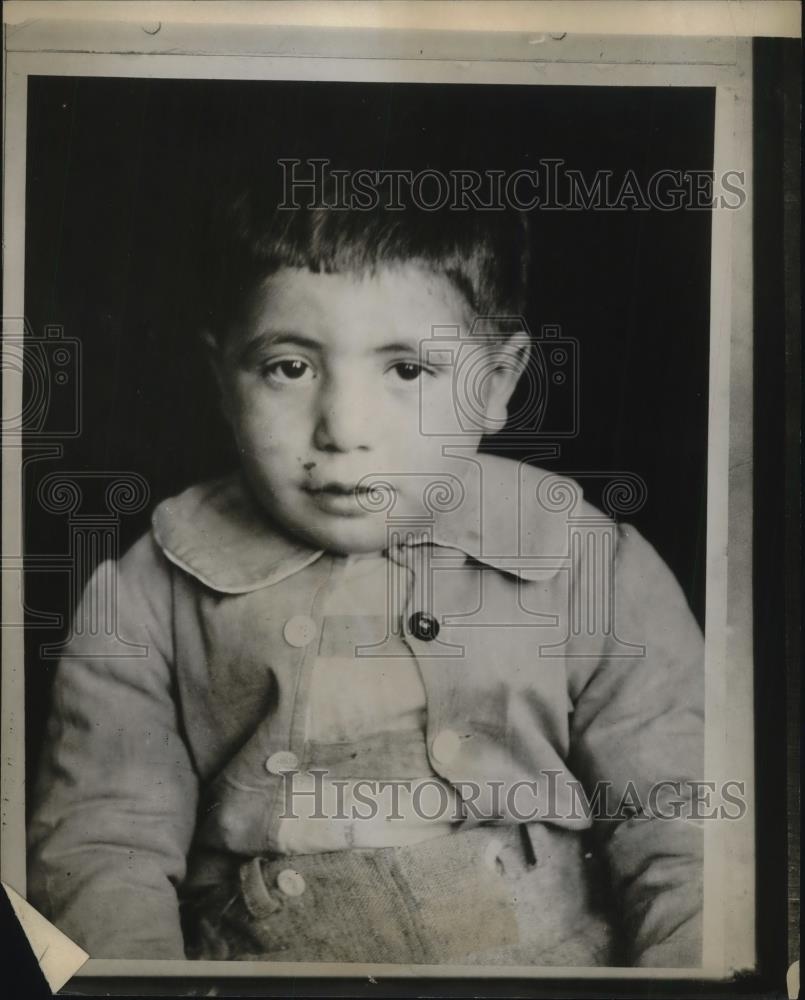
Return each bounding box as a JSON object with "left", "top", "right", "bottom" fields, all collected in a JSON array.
[{"left": 408, "top": 611, "right": 440, "bottom": 641}]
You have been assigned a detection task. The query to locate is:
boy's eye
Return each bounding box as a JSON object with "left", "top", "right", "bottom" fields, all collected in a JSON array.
[
  {"left": 261, "top": 359, "right": 315, "bottom": 384},
  {"left": 389, "top": 361, "right": 427, "bottom": 382}
]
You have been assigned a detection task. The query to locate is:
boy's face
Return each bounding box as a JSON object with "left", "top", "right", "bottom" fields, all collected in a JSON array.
[{"left": 213, "top": 264, "right": 525, "bottom": 554}]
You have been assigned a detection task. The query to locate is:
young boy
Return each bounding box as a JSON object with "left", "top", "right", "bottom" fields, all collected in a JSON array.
[{"left": 28, "top": 187, "right": 704, "bottom": 968}]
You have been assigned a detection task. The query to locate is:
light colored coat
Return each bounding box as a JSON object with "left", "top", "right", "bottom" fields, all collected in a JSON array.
[{"left": 28, "top": 454, "right": 704, "bottom": 966}]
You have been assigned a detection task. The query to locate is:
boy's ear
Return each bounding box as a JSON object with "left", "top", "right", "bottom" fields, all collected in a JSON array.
[{"left": 477, "top": 332, "right": 531, "bottom": 433}]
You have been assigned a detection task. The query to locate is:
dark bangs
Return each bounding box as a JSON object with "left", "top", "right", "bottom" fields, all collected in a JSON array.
[{"left": 198, "top": 183, "right": 531, "bottom": 341}]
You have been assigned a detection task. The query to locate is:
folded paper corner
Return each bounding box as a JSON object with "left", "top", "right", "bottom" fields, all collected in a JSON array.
[{"left": 2, "top": 882, "right": 89, "bottom": 992}]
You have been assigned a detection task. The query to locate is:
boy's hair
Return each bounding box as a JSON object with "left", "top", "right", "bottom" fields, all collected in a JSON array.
[{"left": 199, "top": 177, "right": 532, "bottom": 342}]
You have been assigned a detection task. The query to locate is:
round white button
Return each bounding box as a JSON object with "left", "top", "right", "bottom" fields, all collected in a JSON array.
[
  {"left": 283, "top": 615, "right": 317, "bottom": 648},
  {"left": 265, "top": 751, "right": 299, "bottom": 775},
  {"left": 276, "top": 868, "right": 306, "bottom": 897},
  {"left": 431, "top": 729, "right": 461, "bottom": 765}
]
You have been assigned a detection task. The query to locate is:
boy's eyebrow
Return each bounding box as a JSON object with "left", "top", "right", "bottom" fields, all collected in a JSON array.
[
  {"left": 374, "top": 342, "right": 420, "bottom": 355},
  {"left": 237, "top": 331, "right": 322, "bottom": 363}
]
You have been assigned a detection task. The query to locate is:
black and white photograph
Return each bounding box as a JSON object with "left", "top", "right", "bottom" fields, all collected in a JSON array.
[{"left": 1, "top": 2, "right": 799, "bottom": 996}]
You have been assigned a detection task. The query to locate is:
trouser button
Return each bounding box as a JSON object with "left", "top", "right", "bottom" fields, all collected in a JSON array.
[{"left": 277, "top": 868, "right": 306, "bottom": 897}]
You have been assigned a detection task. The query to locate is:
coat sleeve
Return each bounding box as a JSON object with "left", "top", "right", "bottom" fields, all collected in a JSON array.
[
  {"left": 568, "top": 522, "right": 705, "bottom": 967},
  {"left": 27, "top": 533, "right": 199, "bottom": 959}
]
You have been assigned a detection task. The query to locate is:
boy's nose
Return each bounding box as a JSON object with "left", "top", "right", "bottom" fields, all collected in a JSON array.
[{"left": 313, "top": 381, "right": 373, "bottom": 453}]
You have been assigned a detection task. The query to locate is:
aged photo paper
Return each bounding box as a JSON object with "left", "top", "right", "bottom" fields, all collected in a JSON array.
[{"left": 2, "top": 1, "right": 800, "bottom": 995}]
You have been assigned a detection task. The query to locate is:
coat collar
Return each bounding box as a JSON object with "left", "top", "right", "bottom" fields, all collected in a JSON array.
[{"left": 152, "top": 455, "right": 577, "bottom": 594}]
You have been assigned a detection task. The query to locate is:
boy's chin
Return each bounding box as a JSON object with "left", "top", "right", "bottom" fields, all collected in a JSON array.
[{"left": 287, "top": 515, "right": 390, "bottom": 556}]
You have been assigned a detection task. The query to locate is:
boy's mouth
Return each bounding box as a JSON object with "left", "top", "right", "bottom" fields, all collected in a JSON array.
[
  {"left": 303, "top": 482, "right": 370, "bottom": 496},
  {"left": 301, "top": 481, "right": 373, "bottom": 516}
]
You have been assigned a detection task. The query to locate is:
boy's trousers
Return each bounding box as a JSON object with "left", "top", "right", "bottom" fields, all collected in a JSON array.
[{"left": 182, "top": 822, "right": 614, "bottom": 966}]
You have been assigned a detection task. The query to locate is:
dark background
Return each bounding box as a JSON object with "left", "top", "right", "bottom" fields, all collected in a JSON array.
[{"left": 23, "top": 76, "right": 713, "bottom": 783}]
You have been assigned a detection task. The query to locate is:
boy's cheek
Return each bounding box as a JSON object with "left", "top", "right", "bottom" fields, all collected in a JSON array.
[
  {"left": 418, "top": 381, "right": 475, "bottom": 438},
  {"left": 231, "top": 400, "right": 307, "bottom": 445}
]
